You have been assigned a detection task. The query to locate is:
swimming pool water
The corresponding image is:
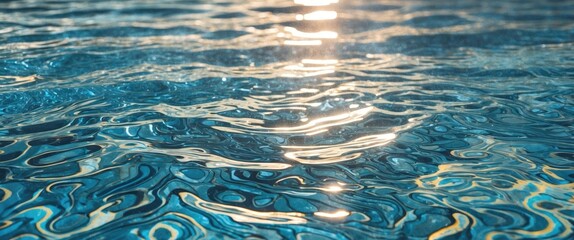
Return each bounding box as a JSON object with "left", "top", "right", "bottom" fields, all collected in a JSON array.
[{"left": 1, "top": 0, "right": 574, "bottom": 239}]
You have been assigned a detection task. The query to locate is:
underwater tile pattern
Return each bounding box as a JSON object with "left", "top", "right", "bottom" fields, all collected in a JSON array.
[{"left": 1, "top": 0, "right": 574, "bottom": 239}]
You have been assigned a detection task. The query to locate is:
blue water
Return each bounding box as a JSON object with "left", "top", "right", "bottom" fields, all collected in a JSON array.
[{"left": 1, "top": 0, "right": 574, "bottom": 239}]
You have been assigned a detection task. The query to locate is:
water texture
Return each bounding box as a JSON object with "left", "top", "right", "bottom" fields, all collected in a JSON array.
[{"left": 1, "top": 0, "right": 574, "bottom": 239}]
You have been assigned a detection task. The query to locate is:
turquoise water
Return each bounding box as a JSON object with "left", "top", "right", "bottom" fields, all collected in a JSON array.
[{"left": 1, "top": 0, "right": 574, "bottom": 239}]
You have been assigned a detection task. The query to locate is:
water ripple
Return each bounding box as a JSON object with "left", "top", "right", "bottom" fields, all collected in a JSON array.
[{"left": 1, "top": 0, "right": 574, "bottom": 239}]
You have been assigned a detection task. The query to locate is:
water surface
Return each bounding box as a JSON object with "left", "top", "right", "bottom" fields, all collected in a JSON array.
[{"left": 1, "top": 0, "right": 574, "bottom": 239}]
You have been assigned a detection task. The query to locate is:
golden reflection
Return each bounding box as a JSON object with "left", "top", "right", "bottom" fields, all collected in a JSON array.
[
  {"left": 29, "top": 157, "right": 104, "bottom": 181},
  {"left": 11, "top": 234, "right": 42, "bottom": 240},
  {"left": 314, "top": 210, "right": 350, "bottom": 218},
  {"left": 294, "top": 0, "right": 339, "bottom": 6},
  {"left": 484, "top": 183, "right": 573, "bottom": 239},
  {"left": 417, "top": 160, "right": 574, "bottom": 239},
  {"left": 286, "top": 88, "right": 320, "bottom": 94},
  {"left": 300, "top": 182, "right": 364, "bottom": 192},
  {"left": 112, "top": 137, "right": 293, "bottom": 170},
  {"left": 301, "top": 59, "right": 338, "bottom": 65},
  {"left": 272, "top": 106, "right": 372, "bottom": 135},
  {"left": 209, "top": 106, "right": 374, "bottom": 135},
  {"left": 281, "top": 68, "right": 334, "bottom": 77},
  {"left": 283, "top": 63, "right": 336, "bottom": 77},
  {"left": 162, "top": 91, "right": 373, "bottom": 134},
  {"left": 296, "top": 11, "right": 337, "bottom": 21},
  {"left": 0, "top": 187, "right": 12, "bottom": 202},
  {"left": 180, "top": 192, "right": 307, "bottom": 224},
  {"left": 283, "top": 133, "right": 396, "bottom": 164},
  {"left": 152, "top": 146, "right": 292, "bottom": 170},
  {"left": 284, "top": 64, "right": 335, "bottom": 71},
  {"left": 278, "top": 108, "right": 422, "bottom": 165},
  {"left": 0, "top": 75, "right": 39, "bottom": 87},
  {"left": 284, "top": 40, "right": 323, "bottom": 46},
  {"left": 285, "top": 27, "right": 338, "bottom": 39},
  {"left": 13, "top": 202, "right": 119, "bottom": 239},
  {"left": 429, "top": 213, "right": 470, "bottom": 240},
  {"left": 276, "top": 175, "right": 307, "bottom": 185},
  {"left": 166, "top": 212, "right": 207, "bottom": 237},
  {"left": 280, "top": 0, "right": 339, "bottom": 77},
  {"left": 148, "top": 222, "right": 181, "bottom": 240},
  {"left": 323, "top": 185, "right": 344, "bottom": 192}
]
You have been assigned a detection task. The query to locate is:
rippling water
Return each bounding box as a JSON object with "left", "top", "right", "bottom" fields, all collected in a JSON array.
[{"left": 1, "top": 0, "right": 574, "bottom": 239}]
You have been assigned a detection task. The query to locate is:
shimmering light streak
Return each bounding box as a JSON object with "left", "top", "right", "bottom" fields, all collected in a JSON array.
[
  {"left": 284, "top": 27, "right": 338, "bottom": 39},
  {"left": 294, "top": 0, "right": 339, "bottom": 6},
  {"left": 314, "top": 210, "right": 350, "bottom": 218},
  {"left": 1, "top": 0, "right": 573, "bottom": 239},
  {"left": 301, "top": 59, "right": 339, "bottom": 65},
  {"left": 296, "top": 11, "right": 338, "bottom": 21},
  {"left": 284, "top": 40, "right": 323, "bottom": 45}
]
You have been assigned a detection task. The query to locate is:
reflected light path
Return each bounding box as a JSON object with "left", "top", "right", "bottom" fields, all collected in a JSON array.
[
  {"left": 284, "top": 39, "right": 323, "bottom": 46},
  {"left": 294, "top": 0, "right": 339, "bottom": 6},
  {"left": 281, "top": 0, "right": 339, "bottom": 77},
  {"left": 296, "top": 11, "right": 338, "bottom": 21},
  {"left": 212, "top": 107, "right": 373, "bottom": 135},
  {"left": 314, "top": 210, "right": 350, "bottom": 218},
  {"left": 301, "top": 59, "right": 339, "bottom": 65},
  {"left": 284, "top": 27, "right": 338, "bottom": 39},
  {"left": 1, "top": 0, "right": 573, "bottom": 239},
  {"left": 283, "top": 133, "right": 397, "bottom": 164},
  {"left": 180, "top": 192, "right": 307, "bottom": 224}
]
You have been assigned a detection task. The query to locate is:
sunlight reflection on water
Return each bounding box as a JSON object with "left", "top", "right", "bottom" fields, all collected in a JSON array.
[{"left": 0, "top": 0, "right": 573, "bottom": 239}]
